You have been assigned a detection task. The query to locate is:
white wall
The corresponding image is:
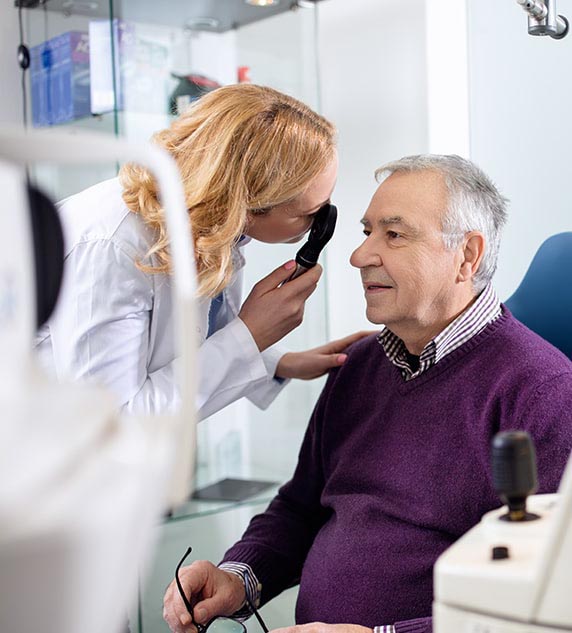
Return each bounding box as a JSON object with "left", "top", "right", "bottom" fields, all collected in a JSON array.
[
  {"left": 237, "top": 6, "right": 319, "bottom": 109},
  {"left": 319, "top": 0, "right": 430, "bottom": 338},
  {"left": 425, "top": 0, "right": 469, "bottom": 155},
  {"left": 467, "top": 0, "right": 572, "bottom": 300}
]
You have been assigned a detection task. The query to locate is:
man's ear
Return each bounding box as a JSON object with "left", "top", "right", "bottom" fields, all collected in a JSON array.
[{"left": 457, "top": 232, "right": 485, "bottom": 283}]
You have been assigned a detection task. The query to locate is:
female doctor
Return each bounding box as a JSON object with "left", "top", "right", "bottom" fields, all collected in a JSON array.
[{"left": 35, "top": 84, "right": 364, "bottom": 419}]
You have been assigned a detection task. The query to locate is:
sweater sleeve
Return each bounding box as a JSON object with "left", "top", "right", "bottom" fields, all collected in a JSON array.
[
  {"left": 518, "top": 371, "right": 572, "bottom": 493},
  {"left": 220, "top": 373, "right": 334, "bottom": 605}
]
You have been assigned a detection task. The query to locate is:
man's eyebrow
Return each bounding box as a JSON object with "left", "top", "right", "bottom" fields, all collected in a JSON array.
[
  {"left": 380, "top": 215, "right": 413, "bottom": 229},
  {"left": 361, "top": 215, "right": 420, "bottom": 235}
]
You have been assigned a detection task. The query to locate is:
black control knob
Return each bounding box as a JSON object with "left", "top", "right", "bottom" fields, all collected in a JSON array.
[
  {"left": 491, "top": 545, "right": 510, "bottom": 560},
  {"left": 491, "top": 431, "right": 539, "bottom": 522}
]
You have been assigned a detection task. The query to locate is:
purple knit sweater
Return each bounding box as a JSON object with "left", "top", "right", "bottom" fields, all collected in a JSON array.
[{"left": 222, "top": 309, "right": 572, "bottom": 633}]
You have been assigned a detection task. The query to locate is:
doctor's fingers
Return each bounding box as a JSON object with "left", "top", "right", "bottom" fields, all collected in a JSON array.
[
  {"left": 251, "top": 260, "right": 300, "bottom": 295},
  {"left": 253, "top": 262, "right": 323, "bottom": 297},
  {"left": 279, "top": 264, "right": 322, "bottom": 300},
  {"left": 318, "top": 330, "right": 376, "bottom": 354}
]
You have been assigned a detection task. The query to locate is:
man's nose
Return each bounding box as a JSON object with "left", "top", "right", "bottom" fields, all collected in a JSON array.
[{"left": 350, "top": 240, "right": 381, "bottom": 268}]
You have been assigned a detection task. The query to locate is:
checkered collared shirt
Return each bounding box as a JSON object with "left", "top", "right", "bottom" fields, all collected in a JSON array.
[{"left": 378, "top": 284, "right": 502, "bottom": 381}]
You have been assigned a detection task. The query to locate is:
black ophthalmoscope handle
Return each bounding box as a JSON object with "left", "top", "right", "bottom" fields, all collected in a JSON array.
[{"left": 285, "top": 203, "right": 337, "bottom": 282}]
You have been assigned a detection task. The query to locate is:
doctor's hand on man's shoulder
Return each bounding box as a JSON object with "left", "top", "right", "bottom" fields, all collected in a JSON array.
[
  {"left": 276, "top": 330, "right": 374, "bottom": 380},
  {"left": 163, "top": 560, "right": 245, "bottom": 633}
]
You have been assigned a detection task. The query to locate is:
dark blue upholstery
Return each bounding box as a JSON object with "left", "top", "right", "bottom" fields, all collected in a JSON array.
[{"left": 505, "top": 232, "right": 572, "bottom": 359}]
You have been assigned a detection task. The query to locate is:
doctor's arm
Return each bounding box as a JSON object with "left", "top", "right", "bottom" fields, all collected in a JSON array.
[{"left": 45, "top": 240, "right": 283, "bottom": 418}]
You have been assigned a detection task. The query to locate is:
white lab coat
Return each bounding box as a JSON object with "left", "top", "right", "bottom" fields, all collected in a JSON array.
[{"left": 35, "top": 178, "right": 286, "bottom": 419}]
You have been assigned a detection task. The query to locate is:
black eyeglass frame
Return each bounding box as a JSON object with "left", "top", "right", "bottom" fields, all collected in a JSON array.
[{"left": 175, "top": 546, "right": 269, "bottom": 633}]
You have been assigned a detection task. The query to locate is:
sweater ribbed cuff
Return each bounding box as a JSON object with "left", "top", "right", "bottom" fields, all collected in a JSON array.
[{"left": 394, "top": 617, "right": 432, "bottom": 633}]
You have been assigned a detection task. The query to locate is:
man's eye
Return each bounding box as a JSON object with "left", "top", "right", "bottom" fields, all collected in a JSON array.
[
  {"left": 387, "top": 230, "right": 401, "bottom": 239},
  {"left": 362, "top": 229, "right": 371, "bottom": 236}
]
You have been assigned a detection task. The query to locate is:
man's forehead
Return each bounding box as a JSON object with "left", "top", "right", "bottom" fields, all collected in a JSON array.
[{"left": 363, "top": 170, "right": 447, "bottom": 225}]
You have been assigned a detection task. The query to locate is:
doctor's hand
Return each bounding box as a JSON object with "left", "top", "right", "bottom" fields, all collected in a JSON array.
[
  {"left": 271, "top": 623, "right": 373, "bottom": 633},
  {"left": 275, "top": 330, "right": 373, "bottom": 380},
  {"left": 239, "top": 261, "right": 322, "bottom": 352},
  {"left": 163, "top": 561, "right": 246, "bottom": 633}
]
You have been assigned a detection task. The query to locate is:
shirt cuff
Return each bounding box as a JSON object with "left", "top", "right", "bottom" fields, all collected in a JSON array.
[
  {"left": 374, "top": 627, "right": 395, "bottom": 633},
  {"left": 218, "top": 562, "right": 262, "bottom": 620},
  {"left": 261, "top": 344, "right": 287, "bottom": 382}
]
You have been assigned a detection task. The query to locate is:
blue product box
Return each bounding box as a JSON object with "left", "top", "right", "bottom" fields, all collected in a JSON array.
[{"left": 30, "top": 31, "right": 91, "bottom": 127}]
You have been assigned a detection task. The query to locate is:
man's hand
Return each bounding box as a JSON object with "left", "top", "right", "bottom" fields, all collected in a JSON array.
[
  {"left": 163, "top": 561, "right": 246, "bottom": 633},
  {"left": 276, "top": 331, "right": 375, "bottom": 380},
  {"left": 239, "top": 262, "right": 322, "bottom": 353},
  {"left": 272, "top": 623, "right": 374, "bottom": 633}
]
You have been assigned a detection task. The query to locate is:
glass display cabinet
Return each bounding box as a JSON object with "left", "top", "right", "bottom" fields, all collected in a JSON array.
[{"left": 18, "top": 1, "right": 327, "bottom": 630}]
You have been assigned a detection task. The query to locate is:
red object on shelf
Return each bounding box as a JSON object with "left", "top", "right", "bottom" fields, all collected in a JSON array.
[{"left": 237, "top": 66, "right": 251, "bottom": 84}]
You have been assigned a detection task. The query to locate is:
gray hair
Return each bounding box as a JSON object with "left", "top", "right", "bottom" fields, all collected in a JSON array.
[{"left": 375, "top": 154, "right": 508, "bottom": 293}]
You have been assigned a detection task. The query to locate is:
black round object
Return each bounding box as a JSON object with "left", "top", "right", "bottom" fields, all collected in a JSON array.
[
  {"left": 27, "top": 183, "right": 65, "bottom": 328},
  {"left": 17, "top": 44, "right": 30, "bottom": 70}
]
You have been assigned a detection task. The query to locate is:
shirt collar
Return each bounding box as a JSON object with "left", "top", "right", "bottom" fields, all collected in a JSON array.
[{"left": 377, "top": 284, "right": 501, "bottom": 380}]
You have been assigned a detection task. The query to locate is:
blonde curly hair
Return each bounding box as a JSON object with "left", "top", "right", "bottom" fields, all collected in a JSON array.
[{"left": 119, "top": 84, "right": 336, "bottom": 298}]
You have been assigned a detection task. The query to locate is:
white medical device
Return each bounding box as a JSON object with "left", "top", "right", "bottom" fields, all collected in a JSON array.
[
  {"left": 0, "top": 128, "right": 198, "bottom": 633},
  {"left": 434, "top": 432, "right": 572, "bottom": 633}
]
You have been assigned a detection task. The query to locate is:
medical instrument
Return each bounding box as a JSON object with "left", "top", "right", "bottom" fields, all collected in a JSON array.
[
  {"left": 516, "top": 0, "right": 569, "bottom": 38},
  {"left": 285, "top": 203, "right": 337, "bottom": 282},
  {"left": 434, "top": 430, "right": 572, "bottom": 632},
  {"left": 0, "top": 127, "right": 198, "bottom": 633}
]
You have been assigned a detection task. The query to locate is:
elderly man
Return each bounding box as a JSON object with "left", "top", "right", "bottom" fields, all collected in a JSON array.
[{"left": 163, "top": 155, "right": 572, "bottom": 633}]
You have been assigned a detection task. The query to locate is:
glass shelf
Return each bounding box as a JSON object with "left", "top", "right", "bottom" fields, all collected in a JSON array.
[
  {"left": 167, "top": 485, "right": 280, "bottom": 523},
  {"left": 21, "top": 0, "right": 325, "bottom": 513}
]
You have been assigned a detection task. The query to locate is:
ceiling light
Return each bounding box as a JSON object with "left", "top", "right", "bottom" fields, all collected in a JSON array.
[
  {"left": 184, "top": 16, "right": 221, "bottom": 30},
  {"left": 245, "top": 0, "right": 280, "bottom": 7}
]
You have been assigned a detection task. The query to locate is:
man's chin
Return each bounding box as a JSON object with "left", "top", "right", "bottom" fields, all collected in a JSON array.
[{"left": 366, "top": 308, "right": 387, "bottom": 325}]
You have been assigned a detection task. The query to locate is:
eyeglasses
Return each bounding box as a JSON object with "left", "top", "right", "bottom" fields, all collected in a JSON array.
[{"left": 175, "top": 547, "right": 269, "bottom": 633}]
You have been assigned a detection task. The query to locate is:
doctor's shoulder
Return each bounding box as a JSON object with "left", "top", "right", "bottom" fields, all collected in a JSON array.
[{"left": 57, "top": 177, "right": 156, "bottom": 264}]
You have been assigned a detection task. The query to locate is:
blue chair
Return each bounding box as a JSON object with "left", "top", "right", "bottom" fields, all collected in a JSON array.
[{"left": 505, "top": 232, "right": 572, "bottom": 359}]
